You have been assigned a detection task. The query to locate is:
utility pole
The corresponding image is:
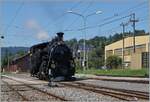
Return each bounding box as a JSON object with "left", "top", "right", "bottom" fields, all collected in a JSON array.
[
  {"left": 6, "top": 50, "right": 10, "bottom": 70},
  {"left": 0, "top": 35, "right": 4, "bottom": 72},
  {"left": 130, "top": 13, "right": 139, "bottom": 53},
  {"left": 83, "top": 17, "right": 86, "bottom": 70},
  {"left": 120, "top": 22, "right": 128, "bottom": 68}
]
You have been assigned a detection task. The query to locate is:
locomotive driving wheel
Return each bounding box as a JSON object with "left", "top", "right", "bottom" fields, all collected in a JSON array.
[{"left": 38, "top": 61, "right": 48, "bottom": 80}]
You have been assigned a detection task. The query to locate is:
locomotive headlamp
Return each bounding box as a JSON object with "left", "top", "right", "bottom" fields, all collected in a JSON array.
[
  {"left": 30, "top": 53, "right": 32, "bottom": 56},
  {"left": 28, "top": 51, "right": 31, "bottom": 54}
]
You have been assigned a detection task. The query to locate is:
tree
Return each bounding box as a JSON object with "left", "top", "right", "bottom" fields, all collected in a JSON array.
[
  {"left": 1, "top": 57, "right": 8, "bottom": 72},
  {"left": 64, "top": 29, "right": 147, "bottom": 69},
  {"left": 1, "top": 49, "right": 26, "bottom": 72},
  {"left": 106, "top": 55, "right": 122, "bottom": 69},
  {"left": 1, "top": 49, "right": 11, "bottom": 72},
  {"left": 16, "top": 50, "right": 26, "bottom": 56},
  {"left": 88, "top": 46, "right": 105, "bottom": 69}
]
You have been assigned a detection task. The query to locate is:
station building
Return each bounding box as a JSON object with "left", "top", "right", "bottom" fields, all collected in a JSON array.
[
  {"left": 105, "top": 35, "right": 149, "bottom": 69},
  {"left": 4, "top": 53, "right": 31, "bottom": 72}
]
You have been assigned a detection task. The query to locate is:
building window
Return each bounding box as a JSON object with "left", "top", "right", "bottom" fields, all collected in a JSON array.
[
  {"left": 135, "top": 44, "right": 146, "bottom": 53},
  {"left": 142, "top": 52, "right": 149, "bottom": 68},
  {"left": 124, "top": 47, "right": 132, "bottom": 56},
  {"left": 124, "top": 44, "right": 146, "bottom": 55},
  {"left": 114, "top": 48, "right": 122, "bottom": 56}
]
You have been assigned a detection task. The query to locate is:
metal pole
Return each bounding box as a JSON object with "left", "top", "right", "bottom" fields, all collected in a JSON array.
[
  {"left": 83, "top": 17, "right": 86, "bottom": 70},
  {"left": 0, "top": 36, "right": 4, "bottom": 72},
  {"left": 120, "top": 22, "right": 128, "bottom": 68},
  {"left": 67, "top": 11, "right": 102, "bottom": 70},
  {"left": 7, "top": 51, "right": 9, "bottom": 70},
  {"left": 0, "top": 36, "right": 2, "bottom": 72},
  {"left": 130, "top": 13, "right": 138, "bottom": 53},
  {"left": 133, "top": 13, "right": 136, "bottom": 53},
  {"left": 122, "top": 24, "right": 125, "bottom": 69},
  {"left": 85, "top": 17, "right": 89, "bottom": 69}
]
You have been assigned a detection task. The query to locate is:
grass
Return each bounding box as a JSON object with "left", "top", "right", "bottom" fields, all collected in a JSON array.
[
  {"left": 76, "top": 68, "right": 149, "bottom": 77},
  {"left": 0, "top": 68, "right": 149, "bottom": 77}
]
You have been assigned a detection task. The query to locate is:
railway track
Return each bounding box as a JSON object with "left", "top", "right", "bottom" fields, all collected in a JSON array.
[
  {"left": 60, "top": 81, "right": 149, "bottom": 101},
  {"left": 2, "top": 76, "right": 69, "bottom": 101},
  {"left": 2, "top": 75, "right": 149, "bottom": 101},
  {"left": 2, "top": 80, "right": 29, "bottom": 101}
]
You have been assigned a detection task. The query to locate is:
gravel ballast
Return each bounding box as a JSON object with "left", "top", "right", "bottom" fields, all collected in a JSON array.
[{"left": 1, "top": 73, "right": 149, "bottom": 102}]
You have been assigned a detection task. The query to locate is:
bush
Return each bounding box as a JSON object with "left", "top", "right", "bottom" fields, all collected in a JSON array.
[{"left": 106, "top": 55, "right": 122, "bottom": 69}]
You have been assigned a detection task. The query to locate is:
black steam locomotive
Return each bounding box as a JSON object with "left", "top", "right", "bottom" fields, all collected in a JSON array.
[{"left": 30, "top": 32, "right": 75, "bottom": 81}]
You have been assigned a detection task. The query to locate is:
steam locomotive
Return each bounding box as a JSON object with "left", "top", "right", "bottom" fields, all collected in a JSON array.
[{"left": 30, "top": 32, "right": 75, "bottom": 81}]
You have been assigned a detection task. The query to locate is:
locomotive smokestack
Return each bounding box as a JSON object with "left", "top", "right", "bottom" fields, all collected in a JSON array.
[{"left": 57, "top": 32, "right": 64, "bottom": 41}]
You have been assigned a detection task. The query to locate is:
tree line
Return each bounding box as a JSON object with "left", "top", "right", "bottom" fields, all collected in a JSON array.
[{"left": 65, "top": 30, "right": 149, "bottom": 69}]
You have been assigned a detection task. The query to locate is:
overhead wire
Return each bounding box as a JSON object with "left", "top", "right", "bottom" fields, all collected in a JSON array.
[
  {"left": 117, "top": 1, "right": 147, "bottom": 15},
  {"left": 65, "top": 1, "right": 147, "bottom": 32},
  {"left": 76, "top": 14, "right": 132, "bottom": 31},
  {"left": 3, "top": 0, "right": 83, "bottom": 42},
  {"left": 4, "top": 1, "right": 24, "bottom": 35},
  {"left": 98, "top": 1, "right": 147, "bottom": 23},
  {"left": 44, "top": 0, "right": 83, "bottom": 31},
  {"left": 63, "top": 0, "right": 94, "bottom": 31},
  {"left": 4, "top": 1, "right": 148, "bottom": 41},
  {"left": 67, "top": 8, "right": 147, "bottom": 31}
]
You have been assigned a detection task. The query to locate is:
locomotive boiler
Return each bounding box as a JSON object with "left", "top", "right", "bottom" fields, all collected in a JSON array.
[{"left": 30, "top": 32, "right": 75, "bottom": 81}]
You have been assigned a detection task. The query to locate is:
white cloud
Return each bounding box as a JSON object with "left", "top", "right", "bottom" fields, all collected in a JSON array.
[
  {"left": 37, "top": 31, "right": 49, "bottom": 41},
  {"left": 25, "top": 19, "right": 50, "bottom": 41}
]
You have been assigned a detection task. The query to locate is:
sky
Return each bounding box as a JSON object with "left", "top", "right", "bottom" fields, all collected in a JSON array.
[{"left": 0, "top": 0, "right": 149, "bottom": 47}]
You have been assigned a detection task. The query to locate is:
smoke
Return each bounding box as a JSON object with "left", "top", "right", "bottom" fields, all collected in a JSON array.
[{"left": 25, "top": 19, "right": 49, "bottom": 41}]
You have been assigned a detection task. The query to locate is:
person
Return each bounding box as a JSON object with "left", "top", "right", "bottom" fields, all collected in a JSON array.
[
  {"left": 48, "top": 68, "right": 52, "bottom": 86},
  {"left": 48, "top": 68, "right": 58, "bottom": 87}
]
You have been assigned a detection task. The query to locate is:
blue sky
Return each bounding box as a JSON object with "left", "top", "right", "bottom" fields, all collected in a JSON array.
[{"left": 0, "top": 0, "right": 149, "bottom": 47}]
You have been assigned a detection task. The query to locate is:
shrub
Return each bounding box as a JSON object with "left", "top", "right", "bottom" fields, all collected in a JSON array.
[{"left": 106, "top": 55, "right": 122, "bottom": 69}]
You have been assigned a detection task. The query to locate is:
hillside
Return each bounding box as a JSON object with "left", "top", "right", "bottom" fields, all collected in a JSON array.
[{"left": 1, "top": 47, "right": 29, "bottom": 59}]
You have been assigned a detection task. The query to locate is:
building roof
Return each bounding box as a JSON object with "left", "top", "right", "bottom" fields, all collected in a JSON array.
[
  {"left": 105, "top": 35, "right": 149, "bottom": 51},
  {"left": 30, "top": 42, "right": 49, "bottom": 51},
  {"left": 12, "top": 53, "right": 30, "bottom": 63}
]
